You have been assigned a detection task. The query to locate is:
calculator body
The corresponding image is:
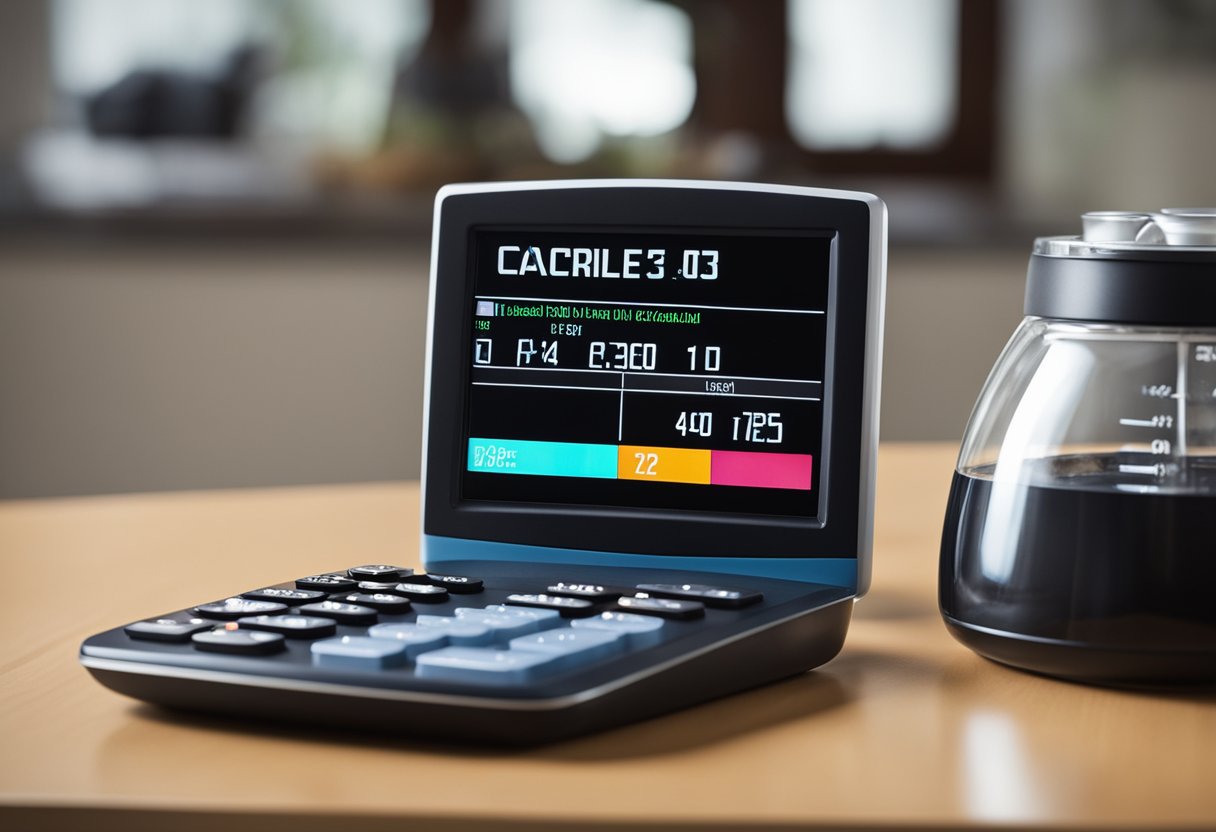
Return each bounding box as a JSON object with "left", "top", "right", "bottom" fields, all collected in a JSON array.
[
  {"left": 81, "top": 180, "right": 886, "bottom": 744},
  {"left": 81, "top": 563, "right": 853, "bottom": 743}
]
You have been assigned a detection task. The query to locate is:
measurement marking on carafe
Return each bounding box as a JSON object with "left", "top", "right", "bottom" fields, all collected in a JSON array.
[
  {"left": 1118, "top": 415, "right": 1174, "bottom": 428},
  {"left": 1118, "top": 464, "right": 1163, "bottom": 476},
  {"left": 1140, "top": 384, "right": 1179, "bottom": 399},
  {"left": 1177, "top": 341, "right": 1189, "bottom": 463}
]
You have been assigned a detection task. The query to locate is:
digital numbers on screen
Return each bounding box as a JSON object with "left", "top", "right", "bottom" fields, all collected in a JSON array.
[
  {"left": 675, "top": 411, "right": 712, "bottom": 437},
  {"left": 588, "top": 341, "right": 657, "bottom": 371},
  {"left": 687, "top": 346, "right": 721, "bottom": 372},
  {"left": 732, "top": 411, "right": 783, "bottom": 444},
  {"left": 515, "top": 339, "right": 559, "bottom": 366}
]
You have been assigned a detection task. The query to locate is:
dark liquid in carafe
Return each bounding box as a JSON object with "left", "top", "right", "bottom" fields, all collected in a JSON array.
[{"left": 940, "top": 453, "right": 1216, "bottom": 649}]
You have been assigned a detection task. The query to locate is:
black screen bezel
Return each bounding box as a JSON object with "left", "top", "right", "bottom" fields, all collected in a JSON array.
[{"left": 424, "top": 185, "right": 872, "bottom": 559}]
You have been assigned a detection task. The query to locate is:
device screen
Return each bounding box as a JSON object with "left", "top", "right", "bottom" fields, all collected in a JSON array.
[{"left": 461, "top": 228, "right": 832, "bottom": 518}]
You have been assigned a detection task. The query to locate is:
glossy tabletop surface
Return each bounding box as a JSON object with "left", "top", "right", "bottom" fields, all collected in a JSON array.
[{"left": 1, "top": 443, "right": 1213, "bottom": 831}]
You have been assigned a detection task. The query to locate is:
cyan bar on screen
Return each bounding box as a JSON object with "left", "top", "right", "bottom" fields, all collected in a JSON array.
[{"left": 467, "top": 438, "right": 619, "bottom": 479}]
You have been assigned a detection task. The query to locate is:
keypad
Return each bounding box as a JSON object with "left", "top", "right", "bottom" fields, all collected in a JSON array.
[{"left": 114, "top": 565, "right": 774, "bottom": 694}]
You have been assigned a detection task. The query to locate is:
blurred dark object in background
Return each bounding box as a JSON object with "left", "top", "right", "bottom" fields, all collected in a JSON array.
[
  {"left": 316, "top": 0, "right": 529, "bottom": 192},
  {"left": 393, "top": 0, "right": 506, "bottom": 115},
  {"left": 85, "top": 45, "right": 265, "bottom": 140}
]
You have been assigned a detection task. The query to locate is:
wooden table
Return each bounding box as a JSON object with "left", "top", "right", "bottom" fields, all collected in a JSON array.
[{"left": 1, "top": 443, "right": 1213, "bottom": 832}]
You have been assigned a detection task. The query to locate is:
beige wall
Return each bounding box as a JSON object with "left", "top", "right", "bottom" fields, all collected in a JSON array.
[
  {"left": 0, "top": 239, "right": 1028, "bottom": 498},
  {"left": 0, "top": 1, "right": 50, "bottom": 166},
  {"left": 0, "top": 239, "right": 429, "bottom": 498},
  {"left": 880, "top": 247, "right": 1028, "bottom": 442}
]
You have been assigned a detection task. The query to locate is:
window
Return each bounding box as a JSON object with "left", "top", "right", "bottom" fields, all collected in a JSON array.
[
  {"left": 508, "top": 0, "right": 695, "bottom": 163},
  {"left": 785, "top": 0, "right": 999, "bottom": 179},
  {"left": 787, "top": 0, "right": 960, "bottom": 150}
]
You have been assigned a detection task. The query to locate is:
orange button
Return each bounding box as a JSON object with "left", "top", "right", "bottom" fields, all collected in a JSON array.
[{"left": 617, "top": 446, "right": 711, "bottom": 484}]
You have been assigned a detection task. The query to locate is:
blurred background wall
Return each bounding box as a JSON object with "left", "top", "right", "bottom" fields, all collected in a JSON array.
[{"left": 1, "top": 0, "right": 1214, "bottom": 498}]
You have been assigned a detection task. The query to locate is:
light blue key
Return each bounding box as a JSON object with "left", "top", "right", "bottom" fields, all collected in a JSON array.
[
  {"left": 508, "top": 627, "right": 625, "bottom": 669},
  {"left": 456, "top": 605, "right": 563, "bottom": 630},
  {"left": 483, "top": 604, "right": 564, "bottom": 626},
  {"left": 310, "top": 636, "right": 408, "bottom": 670},
  {"left": 365, "top": 623, "right": 450, "bottom": 659},
  {"left": 413, "top": 615, "right": 495, "bottom": 646},
  {"left": 570, "top": 611, "right": 666, "bottom": 648},
  {"left": 415, "top": 647, "right": 563, "bottom": 685},
  {"left": 450, "top": 612, "right": 542, "bottom": 639}
]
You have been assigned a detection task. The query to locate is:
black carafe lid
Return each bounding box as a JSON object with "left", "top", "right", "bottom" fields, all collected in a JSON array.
[{"left": 1025, "top": 208, "right": 1216, "bottom": 327}]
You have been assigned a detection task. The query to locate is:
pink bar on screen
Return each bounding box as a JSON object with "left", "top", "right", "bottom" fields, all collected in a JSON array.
[{"left": 710, "top": 450, "right": 813, "bottom": 490}]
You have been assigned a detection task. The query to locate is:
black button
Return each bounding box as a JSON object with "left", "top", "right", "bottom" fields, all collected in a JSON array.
[
  {"left": 242, "top": 587, "right": 328, "bottom": 603},
  {"left": 505, "top": 593, "right": 598, "bottom": 617},
  {"left": 347, "top": 564, "right": 412, "bottom": 581},
  {"left": 634, "top": 583, "right": 763, "bottom": 609},
  {"left": 237, "top": 614, "right": 337, "bottom": 638},
  {"left": 194, "top": 598, "right": 289, "bottom": 621},
  {"left": 338, "top": 593, "right": 412, "bottom": 613},
  {"left": 192, "top": 628, "right": 286, "bottom": 655},
  {"left": 124, "top": 617, "right": 213, "bottom": 643},
  {"left": 424, "top": 574, "right": 484, "bottom": 593},
  {"left": 546, "top": 582, "right": 619, "bottom": 601},
  {"left": 355, "top": 580, "right": 400, "bottom": 593},
  {"left": 617, "top": 595, "right": 705, "bottom": 620},
  {"left": 296, "top": 574, "right": 358, "bottom": 592},
  {"left": 297, "top": 600, "right": 378, "bottom": 625},
  {"left": 393, "top": 582, "right": 449, "bottom": 602}
]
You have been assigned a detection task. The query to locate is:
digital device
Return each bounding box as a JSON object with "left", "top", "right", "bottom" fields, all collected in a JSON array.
[{"left": 80, "top": 180, "right": 887, "bottom": 743}]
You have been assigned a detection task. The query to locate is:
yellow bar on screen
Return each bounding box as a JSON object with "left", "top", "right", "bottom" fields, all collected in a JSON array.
[{"left": 617, "top": 445, "right": 711, "bottom": 485}]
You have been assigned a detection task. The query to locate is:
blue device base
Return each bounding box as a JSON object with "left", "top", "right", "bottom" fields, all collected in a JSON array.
[{"left": 423, "top": 534, "right": 858, "bottom": 591}]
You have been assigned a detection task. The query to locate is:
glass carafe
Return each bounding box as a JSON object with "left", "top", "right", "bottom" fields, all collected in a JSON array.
[{"left": 940, "top": 209, "right": 1216, "bottom": 687}]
